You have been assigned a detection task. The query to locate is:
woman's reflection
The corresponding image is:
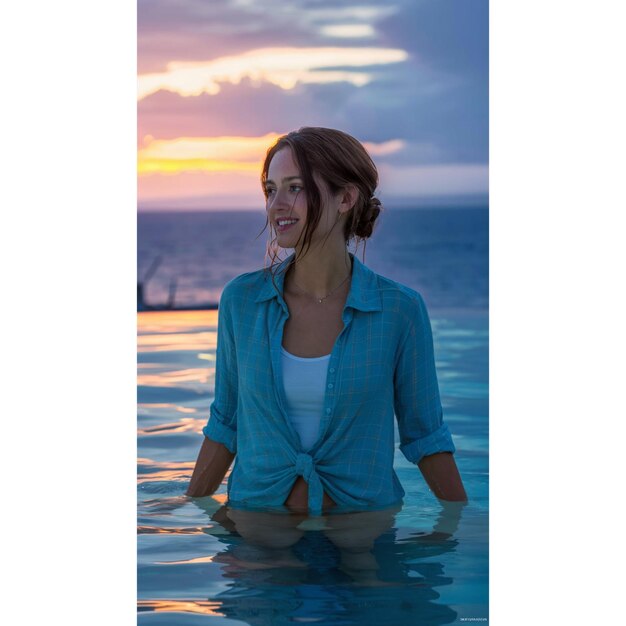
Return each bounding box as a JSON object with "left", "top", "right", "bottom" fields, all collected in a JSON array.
[{"left": 185, "top": 496, "right": 467, "bottom": 625}]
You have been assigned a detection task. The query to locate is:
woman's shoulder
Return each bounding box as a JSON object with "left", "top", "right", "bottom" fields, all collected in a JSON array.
[
  {"left": 368, "top": 268, "right": 427, "bottom": 313},
  {"left": 223, "top": 267, "right": 267, "bottom": 290},
  {"left": 219, "top": 267, "right": 273, "bottom": 306},
  {"left": 371, "top": 275, "right": 433, "bottom": 336},
  {"left": 354, "top": 255, "right": 426, "bottom": 313}
]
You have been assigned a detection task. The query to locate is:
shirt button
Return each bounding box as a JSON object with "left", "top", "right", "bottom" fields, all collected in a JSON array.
[
  {"left": 326, "top": 408, "right": 331, "bottom": 414},
  {"left": 327, "top": 383, "right": 334, "bottom": 389},
  {"left": 329, "top": 368, "right": 335, "bottom": 373}
]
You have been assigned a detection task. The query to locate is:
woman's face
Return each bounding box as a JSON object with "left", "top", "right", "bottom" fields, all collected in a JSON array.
[
  {"left": 265, "top": 147, "right": 307, "bottom": 249},
  {"left": 265, "top": 147, "right": 344, "bottom": 251}
]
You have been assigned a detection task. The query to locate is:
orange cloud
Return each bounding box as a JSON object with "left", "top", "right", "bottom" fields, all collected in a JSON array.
[
  {"left": 137, "top": 133, "right": 405, "bottom": 177},
  {"left": 138, "top": 133, "right": 280, "bottom": 175},
  {"left": 137, "top": 135, "right": 410, "bottom": 209},
  {"left": 138, "top": 134, "right": 404, "bottom": 177}
]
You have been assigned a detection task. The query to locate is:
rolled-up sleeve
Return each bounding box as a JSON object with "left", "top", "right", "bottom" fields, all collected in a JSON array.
[
  {"left": 202, "top": 286, "right": 238, "bottom": 454},
  {"left": 393, "top": 293, "right": 455, "bottom": 464}
]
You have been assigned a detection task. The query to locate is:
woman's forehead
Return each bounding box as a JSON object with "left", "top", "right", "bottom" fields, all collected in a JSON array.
[{"left": 267, "top": 147, "right": 300, "bottom": 180}]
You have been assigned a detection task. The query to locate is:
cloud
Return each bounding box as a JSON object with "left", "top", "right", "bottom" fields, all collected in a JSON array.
[
  {"left": 137, "top": 0, "right": 489, "bottom": 207},
  {"left": 138, "top": 79, "right": 358, "bottom": 142},
  {"left": 137, "top": 131, "right": 485, "bottom": 210},
  {"left": 377, "top": 0, "right": 488, "bottom": 79},
  {"left": 300, "top": 3, "right": 398, "bottom": 23},
  {"left": 363, "top": 139, "right": 406, "bottom": 156},
  {"left": 138, "top": 0, "right": 401, "bottom": 72},
  {"left": 377, "top": 163, "right": 489, "bottom": 197},
  {"left": 319, "top": 24, "right": 376, "bottom": 39},
  {"left": 137, "top": 0, "right": 487, "bottom": 159},
  {"left": 138, "top": 162, "right": 489, "bottom": 210},
  {"left": 137, "top": 46, "right": 409, "bottom": 100},
  {"left": 137, "top": 73, "right": 484, "bottom": 166}
]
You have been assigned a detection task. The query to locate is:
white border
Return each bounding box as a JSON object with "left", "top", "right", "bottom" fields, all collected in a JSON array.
[
  {"left": 490, "top": 1, "right": 625, "bottom": 624},
  {"left": 2, "top": 1, "right": 137, "bottom": 624}
]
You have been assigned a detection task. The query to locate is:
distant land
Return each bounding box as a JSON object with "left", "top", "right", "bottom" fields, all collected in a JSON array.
[{"left": 137, "top": 193, "right": 489, "bottom": 213}]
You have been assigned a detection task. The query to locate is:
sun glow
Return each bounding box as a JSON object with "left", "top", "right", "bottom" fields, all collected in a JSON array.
[
  {"left": 138, "top": 134, "right": 405, "bottom": 177},
  {"left": 138, "top": 133, "right": 280, "bottom": 175}
]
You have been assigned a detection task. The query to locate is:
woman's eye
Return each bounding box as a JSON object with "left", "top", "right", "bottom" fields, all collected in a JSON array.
[{"left": 265, "top": 184, "right": 301, "bottom": 196}]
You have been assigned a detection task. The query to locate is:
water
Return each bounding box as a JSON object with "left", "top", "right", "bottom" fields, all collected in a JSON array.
[
  {"left": 137, "top": 208, "right": 488, "bottom": 311},
  {"left": 137, "top": 207, "right": 489, "bottom": 624}
]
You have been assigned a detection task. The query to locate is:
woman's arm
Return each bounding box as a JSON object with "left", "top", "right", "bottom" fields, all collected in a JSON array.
[
  {"left": 394, "top": 294, "right": 466, "bottom": 499},
  {"left": 186, "top": 437, "right": 235, "bottom": 497},
  {"left": 189, "top": 286, "right": 238, "bottom": 498},
  {"left": 417, "top": 451, "right": 468, "bottom": 502}
]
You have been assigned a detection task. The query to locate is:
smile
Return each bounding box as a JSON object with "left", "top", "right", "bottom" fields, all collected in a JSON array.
[{"left": 276, "top": 219, "right": 299, "bottom": 232}]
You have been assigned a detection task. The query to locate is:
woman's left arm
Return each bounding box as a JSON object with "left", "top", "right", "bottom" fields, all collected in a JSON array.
[
  {"left": 417, "top": 451, "right": 467, "bottom": 502},
  {"left": 393, "top": 293, "right": 468, "bottom": 502}
]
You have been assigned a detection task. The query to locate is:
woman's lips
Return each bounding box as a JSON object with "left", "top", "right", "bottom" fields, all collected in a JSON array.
[{"left": 276, "top": 219, "right": 299, "bottom": 233}]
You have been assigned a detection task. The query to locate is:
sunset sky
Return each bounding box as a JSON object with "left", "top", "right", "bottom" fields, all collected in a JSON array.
[{"left": 137, "top": 0, "right": 488, "bottom": 210}]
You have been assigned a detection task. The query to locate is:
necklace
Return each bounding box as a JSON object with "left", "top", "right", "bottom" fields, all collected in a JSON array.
[{"left": 290, "top": 271, "right": 351, "bottom": 304}]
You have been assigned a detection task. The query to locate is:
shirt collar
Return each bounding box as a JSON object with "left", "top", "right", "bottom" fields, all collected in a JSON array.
[{"left": 254, "top": 252, "right": 382, "bottom": 312}]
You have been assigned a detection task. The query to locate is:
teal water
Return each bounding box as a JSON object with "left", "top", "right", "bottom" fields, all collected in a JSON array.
[{"left": 137, "top": 308, "right": 488, "bottom": 625}]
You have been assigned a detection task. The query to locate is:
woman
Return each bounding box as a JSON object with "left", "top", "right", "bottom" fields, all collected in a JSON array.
[{"left": 187, "top": 127, "right": 467, "bottom": 515}]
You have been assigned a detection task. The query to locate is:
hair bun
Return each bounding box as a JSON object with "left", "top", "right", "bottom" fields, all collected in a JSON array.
[
  {"left": 368, "top": 196, "right": 381, "bottom": 214},
  {"left": 354, "top": 196, "right": 382, "bottom": 239}
]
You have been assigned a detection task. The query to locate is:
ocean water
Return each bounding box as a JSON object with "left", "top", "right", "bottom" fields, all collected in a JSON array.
[
  {"left": 137, "top": 207, "right": 489, "bottom": 625},
  {"left": 137, "top": 208, "right": 488, "bottom": 312}
]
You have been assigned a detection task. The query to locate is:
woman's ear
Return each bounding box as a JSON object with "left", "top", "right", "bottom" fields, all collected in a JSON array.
[{"left": 338, "top": 184, "right": 358, "bottom": 215}]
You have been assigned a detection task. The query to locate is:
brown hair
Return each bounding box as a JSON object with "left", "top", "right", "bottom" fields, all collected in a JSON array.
[{"left": 258, "top": 127, "right": 383, "bottom": 272}]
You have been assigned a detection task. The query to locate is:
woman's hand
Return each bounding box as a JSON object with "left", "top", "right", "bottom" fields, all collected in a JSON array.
[
  {"left": 186, "top": 437, "right": 235, "bottom": 497},
  {"left": 417, "top": 452, "right": 468, "bottom": 502}
]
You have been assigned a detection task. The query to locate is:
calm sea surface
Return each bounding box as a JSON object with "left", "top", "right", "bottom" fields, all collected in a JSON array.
[
  {"left": 138, "top": 208, "right": 488, "bottom": 312},
  {"left": 137, "top": 207, "right": 489, "bottom": 625}
]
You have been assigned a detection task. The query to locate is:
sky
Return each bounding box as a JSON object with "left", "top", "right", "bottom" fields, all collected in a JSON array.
[{"left": 137, "top": 0, "right": 488, "bottom": 210}]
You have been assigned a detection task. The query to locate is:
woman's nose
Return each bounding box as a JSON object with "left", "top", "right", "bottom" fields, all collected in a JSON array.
[{"left": 266, "top": 188, "right": 288, "bottom": 210}]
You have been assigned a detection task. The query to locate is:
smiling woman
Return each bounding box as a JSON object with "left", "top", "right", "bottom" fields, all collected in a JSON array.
[
  {"left": 261, "top": 127, "right": 381, "bottom": 268},
  {"left": 187, "top": 127, "right": 467, "bottom": 518}
]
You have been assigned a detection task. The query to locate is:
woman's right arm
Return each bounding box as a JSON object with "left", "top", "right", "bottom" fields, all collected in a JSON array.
[
  {"left": 186, "top": 437, "right": 235, "bottom": 497},
  {"left": 187, "top": 284, "right": 238, "bottom": 497}
]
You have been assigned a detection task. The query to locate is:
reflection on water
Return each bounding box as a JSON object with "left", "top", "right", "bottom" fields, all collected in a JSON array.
[
  {"left": 214, "top": 504, "right": 462, "bottom": 625},
  {"left": 139, "top": 496, "right": 466, "bottom": 625},
  {"left": 138, "top": 599, "right": 223, "bottom": 616},
  {"left": 137, "top": 310, "right": 489, "bottom": 625}
]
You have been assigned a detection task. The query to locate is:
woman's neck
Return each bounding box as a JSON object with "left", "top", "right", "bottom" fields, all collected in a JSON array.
[{"left": 286, "top": 244, "right": 353, "bottom": 300}]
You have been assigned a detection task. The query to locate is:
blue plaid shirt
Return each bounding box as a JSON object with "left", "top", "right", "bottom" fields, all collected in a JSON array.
[{"left": 203, "top": 252, "right": 455, "bottom": 515}]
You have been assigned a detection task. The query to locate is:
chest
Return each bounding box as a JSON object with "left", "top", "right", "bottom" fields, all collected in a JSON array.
[
  {"left": 236, "top": 299, "right": 396, "bottom": 405},
  {"left": 281, "top": 294, "right": 346, "bottom": 357}
]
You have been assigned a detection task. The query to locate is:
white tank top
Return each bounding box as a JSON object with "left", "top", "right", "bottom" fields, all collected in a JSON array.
[{"left": 281, "top": 346, "right": 331, "bottom": 450}]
